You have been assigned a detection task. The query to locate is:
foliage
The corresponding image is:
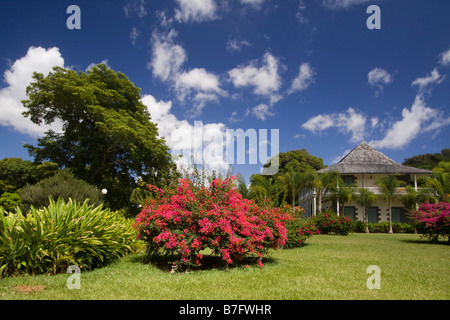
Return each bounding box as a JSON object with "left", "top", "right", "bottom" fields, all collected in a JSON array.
[
  {"left": 18, "top": 170, "right": 104, "bottom": 211},
  {"left": 249, "top": 174, "right": 286, "bottom": 207},
  {"left": 427, "top": 161, "right": 450, "bottom": 202},
  {"left": 352, "top": 221, "right": 415, "bottom": 233},
  {"left": 134, "top": 175, "right": 291, "bottom": 269},
  {"left": 376, "top": 174, "right": 405, "bottom": 233},
  {"left": 0, "top": 192, "right": 21, "bottom": 212},
  {"left": 314, "top": 211, "right": 354, "bottom": 236},
  {"left": 353, "top": 187, "right": 378, "bottom": 233},
  {"left": 409, "top": 202, "right": 450, "bottom": 243},
  {"left": 400, "top": 185, "right": 435, "bottom": 212},
  {"left": 0, "top": 157, "right": 58, "bottom": 194},
  {"left": 403, "top": 149, "right": 450, "bottom": 170},
  {"left": 21, "top": 64, "right": 178, "bottom": 214},
  {"left": 284, "top": 208, "right": 320, "bottom": 248},
  {"left": 0, "top": 198, "right": 138, "bottom": 277},
  {"left": 302, "top": 169, "right": 341, "bottom": 213},
  {"left": 254, "top": 149, "right": 326, "bottom": 206}
]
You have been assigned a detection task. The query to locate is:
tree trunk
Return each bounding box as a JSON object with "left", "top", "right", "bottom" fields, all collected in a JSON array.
[
  {"left": 365, "top": 207, "right": 370, "bottom": 233},
  {"left": 388, "top": 199, "right": 393, "bottom": 234}
]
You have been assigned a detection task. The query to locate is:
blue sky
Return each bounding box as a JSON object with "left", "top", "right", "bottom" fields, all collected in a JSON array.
[{"left": 0, "top": 0, "right": 449, "bottom": 183}]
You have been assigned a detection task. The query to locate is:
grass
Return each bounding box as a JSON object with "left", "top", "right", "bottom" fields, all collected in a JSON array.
[{"left": 1, "top": 233, "right": 449, "bottom": 300}]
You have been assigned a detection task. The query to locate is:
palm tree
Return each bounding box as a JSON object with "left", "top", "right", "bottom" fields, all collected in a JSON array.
[
  {"left": 376, "top": 174, "right": 405, "bottom": 234},
  {"left": 330, "top": 179, "right": 356, "bottom": 216},
  {"left": 302, "top": 169, "right": 340, "bottom": 214},
  {"left": 354, "top": 187, "right": 378, "bottom": 233},
  {"left": 400, "top": 185, "right": 434, "bottom": 212},
  {"left": 236, "top": 173, "right": 250, "bottom": 199},
  {"left": 427, "top": 162, "right": 450, "bottom": 202},
  {"left": 249, "top": 174, "right": 284, "bottom": 206},
  {"left": 277, "top": 168, "right": 308, "bottom": 214}
]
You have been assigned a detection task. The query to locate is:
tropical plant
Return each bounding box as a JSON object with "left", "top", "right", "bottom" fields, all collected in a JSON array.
[
  {"left": 409, "top": 202, "right": 450, "bottom": 243},
  {"left": 0, "top": 198, "right": 137, "bottom": 277},
  {"left": 427, "top": 162, "right": 450, "bottom": 202},
  {"left": 376, "top": 174, "right": 405, "bottom": 233},
  {"left": 400, "top": 185, "right": 434, "bottom": 212},
  {"left": 354, "top": 187, "right": 378, "bottom": 233},
  {"left": 302, "top": 169, "right": 340, "bottom": 214},
  {"left": 0, "top": 192, "right": 21, "bottom": 212},
  {"left": 134, "top": 175, "right": 291, "bottom": 269},
  {"left": 277, "top": 168, "right": 308, "bottom": 213},
  {"left": 249, "top": 174, "right": 285, "bottom": 207},
  {"left": 315, "top": 211, "right": 354, "bottom": 236},
  {"left": 236, "top": 173, "right": 250, "bottom": 199},
  {"left": 329, "top": 179, "right": 355, "bottom": 216}
]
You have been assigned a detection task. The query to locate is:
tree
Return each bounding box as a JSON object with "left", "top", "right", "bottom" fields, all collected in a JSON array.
[
  {"left": 426, "top": 161, "right": 450, "bottom": 202},
  {"left": 21, "top": 64, "right": 178, "bottom": 215},
  {"left": 376, "top": 174, "right": 405, "bottom": 234},
  {"left": 330, "top": 179, "right": 355, "bottom": 216},
  {"left": 400, "top": 185, "right": 434, "bottom": 212},
  {"left": 249, "top": 174, "right": 284, "bottom": 206},
  {"left": 277, "top": 168, "right": 308, "bottom": 213},
  {"left": 236, "top": 174, "right": 250, "bottom": 200},
  {"left": 0, "top": 157, "right": 58, "bottom": 194},
  {"left": 302, "top": 169, "right": 340, "bottom": 214},
  {"left": 354, "top": 188, "right": 378, "bottom": 233},
  {"left": 403, "top": 149, "right": 450, "bottom": 170}
]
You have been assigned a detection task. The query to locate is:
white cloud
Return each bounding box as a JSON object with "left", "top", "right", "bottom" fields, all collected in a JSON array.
[
  {"left": 228, "top": 52, "right": 282, "bottom": 98},
  {"left": 148, "top": 29, "right": 187, "bottom": 82},
  {"left": 130, "top": 26, "right": 140, "bottom": 45},
  {"left": 367, "top": 67, "right": 393, "bottom": 95},
  {"left": 174, "top": 0, "right": 218, "bottom": 23},
  {"left": 0, "top": 46, "right": 65, "bottom": 138},
  {"left": 411, "top": 68, "right": 445, "bottom": 91},
  {"left": 288, "top": 62, "right": 315, "bottom": 94},
  {"left": 124, "top": 0, "right": 147, "bottom": 18},
  {"left": 369, "top": 95, "right": 450, "bottom": 149},
  {"left": 226, "top": 39, "right": 252, "bottom": 53},
  {"left": 240, "top": 0, "right": 265, "bottom": 9},
  {"left": 322, "top": 0, "right": 370, "bottom": 10},
  {"left": 439, "top": 47, "right": 450, "bottom": 66},
  {"left": 247, "top": 104, "right": 274, "bottom": 121},
  {"left": 141, "top": 94, "right": 229, "bottom": 172},
  {"left": 302, "top": 108, "right": 366, "bottom": 143},
  {"left": 296, "top": 1, "right": 309, "bottom": 24}
]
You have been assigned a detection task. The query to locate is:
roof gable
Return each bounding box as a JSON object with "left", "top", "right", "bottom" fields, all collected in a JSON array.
[{"left": 318, "top": 143, "right": 432, "bottom": 175}]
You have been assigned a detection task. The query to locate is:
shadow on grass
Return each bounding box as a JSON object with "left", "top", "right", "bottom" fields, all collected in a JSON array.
[
  {"left": 129, "top": 252, "right": 278, "bottom": 273},
  {"left": 401, "top": 237, "right": 450, "bottom": 246}
]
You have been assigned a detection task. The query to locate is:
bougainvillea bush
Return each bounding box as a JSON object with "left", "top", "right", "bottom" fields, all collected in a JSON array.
[
  {"left": 134, "top": 176, "right": 291, "bottom": 269},
  {"left": 315, "top": 212, "right": 354, "bottom": 236},
  {"left": 410, "top": 202, "right": 450, "bottom": 243},
  {"left": 284, "top": 208, "right": 320, "bottom": 248}
]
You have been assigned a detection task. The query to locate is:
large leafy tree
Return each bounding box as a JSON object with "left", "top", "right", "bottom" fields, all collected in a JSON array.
[{"left": 22, "top": 64, "right": 178, "bottom": 214}]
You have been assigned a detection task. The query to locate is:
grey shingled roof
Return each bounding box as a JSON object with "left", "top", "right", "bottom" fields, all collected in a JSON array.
[{"left": 317, "top": 142, "right": 432, "bottom": 175}]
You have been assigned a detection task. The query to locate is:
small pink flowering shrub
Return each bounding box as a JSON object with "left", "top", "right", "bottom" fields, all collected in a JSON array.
[
  {"left": 284, "top": 208, "right": 320, "bottom": 248},
  {"left": 315, "top": 212, "right": 353, "bottom": 236},
  {"left": 410, "top": 202, "right": 450, "bottom": 243},
  {"left": 134, "top": 176, "right": 290, "bottom": 269}
]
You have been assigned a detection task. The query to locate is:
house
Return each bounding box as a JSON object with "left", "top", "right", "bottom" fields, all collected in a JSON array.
[{"left": 299, "top": 142, "right": 432, "bottom": 223}]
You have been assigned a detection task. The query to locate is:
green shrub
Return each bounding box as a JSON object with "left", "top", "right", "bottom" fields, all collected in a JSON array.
[
  {"left": 18, "top": 170, "right": 103, "bottom": 211},
  {"left": 352, "top": 221, "right": 415, "bottom": 233},
  {"left": 0, "top": 198, "right": 138, "bottom": 277},
  {"left": 0, "top": 192, "right": 21, "bottom": 211}
]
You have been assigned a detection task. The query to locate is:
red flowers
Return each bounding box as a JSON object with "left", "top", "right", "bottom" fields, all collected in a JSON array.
[
  {"left": 410, "top": 202, "right": 450, "bottom": 242},
  {"left": 134, "top": 176, "right": 290, "bottom": 268}
]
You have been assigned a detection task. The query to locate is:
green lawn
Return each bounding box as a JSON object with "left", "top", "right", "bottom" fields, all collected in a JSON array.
[{"left": 1, "top": 233, "right": 449, "bottom": 300}]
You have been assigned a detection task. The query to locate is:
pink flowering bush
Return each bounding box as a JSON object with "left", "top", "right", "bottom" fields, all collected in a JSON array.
[
  {"left": 315, "top": 212, "right": 354, "bottom": 236},
  {"left": 134, "top": 175, "right": 291, "bottom": 269},
  {"left": 410, "top": 202, "right": 450, "bottom": 243},
  {"left": 284, "top": 207, "right": 320, "bottom": 248}
]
